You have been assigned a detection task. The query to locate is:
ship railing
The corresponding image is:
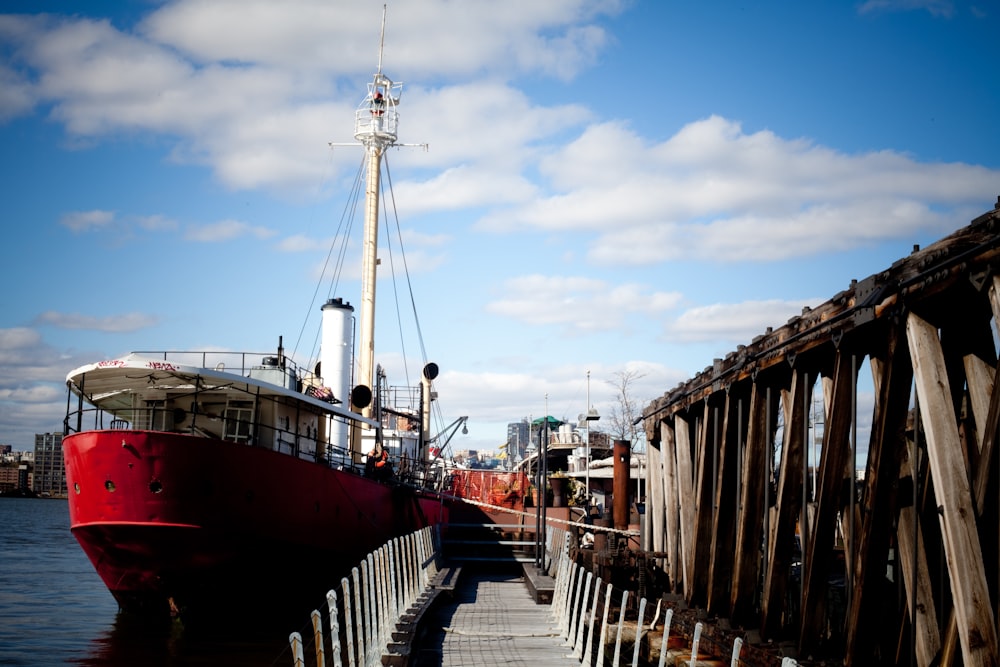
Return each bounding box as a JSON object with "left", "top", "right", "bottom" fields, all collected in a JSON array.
[
  {"left": 132, "top": 349, "right": 306, "bottom": 381},
  {"left": 382, "top": 384, "right": 420, "bottom": 413},
  {"left": 354, "top": 107, "right": 399, "bottom": 142},
  {"left": 288, "top": 524, "right": 445, "bottom": 667},
  {"left": 63, "top": 404, "right": 450, "bottom": 490},
  {"left": 62, "top": 404, "right": 369, "bottom": 475}
]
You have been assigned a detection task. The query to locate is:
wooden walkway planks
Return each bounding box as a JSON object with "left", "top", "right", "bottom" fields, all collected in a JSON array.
[{"left": 410, "top": 568, "right": 579, "bottom": 667}]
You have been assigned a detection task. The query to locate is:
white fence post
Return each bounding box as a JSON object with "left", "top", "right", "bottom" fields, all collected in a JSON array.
[
  {"left": 351, "top": 568, "right": 363, "bottom": 667},
  {"left": 689, "top": 621, "right": 703, "bottom": 667},
  {"left": 657, "top": 608, "right": 673, "bottom": 667},
  {"left": 327, "top": 587, "right": 344, "bottom": 667},
  {"left": 311, "top": 609, "right": 326, "bottom": 667},
  {"left": 565, "top": 566, "right": 586, "bottom": 642},
  {"left": 631, "top": 597, "right": 646, "bottom": 667},
  {"left": 572, "top": 572, "right": 595, "bottom": 658},
  {"left": 596, "top": 583, "right": 614, "bottom": 667},
  {"left": 289, "top": 632, "right": 305, "bottom": 667},
  {"left": 731, "top": 637, "right": 743, "bottom": 667},
  {"left": 612, "top": 589, "right": 629, "bottom": 667},
  {"left": 581, "top": 576, "right": 603, "bottom": 667},
  {"left": 288, "top": 527, "right": 451, "bottom": 667},
  {"left": 551, "top": 546, "right": 572, "bottom": 631},
  {"left": 363, "top": 554, "right": 376, "bottom": 666}
]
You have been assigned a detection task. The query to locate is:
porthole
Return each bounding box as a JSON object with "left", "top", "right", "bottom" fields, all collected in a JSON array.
[
  {"left": 74, "top": 482, "right": 80, "bottom": 494},
  {"left": 105, "top": 480, "right": 116, "bottom": 492},
  {"left": 149, "top": 480, "right": 163, "bottom": 494}
]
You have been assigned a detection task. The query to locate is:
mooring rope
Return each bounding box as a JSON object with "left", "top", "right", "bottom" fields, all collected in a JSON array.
[{"left": 437, "top": 490, "right": 640, "bottom": 538}]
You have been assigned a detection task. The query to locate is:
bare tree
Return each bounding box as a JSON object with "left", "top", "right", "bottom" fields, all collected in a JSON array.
[{"left": 605, "top": 369, "right": 647, "bottom": 451}]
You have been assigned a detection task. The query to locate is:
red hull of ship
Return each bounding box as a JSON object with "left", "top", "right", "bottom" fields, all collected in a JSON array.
[{"left": 63, "top": 430, "right": 448, "bottom": 617}]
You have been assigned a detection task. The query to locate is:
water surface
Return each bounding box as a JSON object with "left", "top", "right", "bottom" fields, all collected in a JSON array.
[{"left": 0, "top": 498, "right": 305, "bottom": 666}]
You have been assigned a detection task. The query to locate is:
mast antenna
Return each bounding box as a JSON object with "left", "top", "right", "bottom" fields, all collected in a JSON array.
[{"left": 376, "top": 4, "right": 387, "bottom": 76}]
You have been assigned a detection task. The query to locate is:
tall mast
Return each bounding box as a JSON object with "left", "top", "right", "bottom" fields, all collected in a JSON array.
[
  {"left": 351, "top": 6, "right": 402, "bottom": 450},
  {"left": 330, "top": 7, "right": 428, "bottom": 458}
]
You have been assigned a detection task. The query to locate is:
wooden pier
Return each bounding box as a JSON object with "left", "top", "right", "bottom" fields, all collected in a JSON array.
[
  {"left": 289, "top": 202, "right": 1000, "bottom": 666},
  {"left": 410, "top": 567, "right": 579, "bottom": 667},
  {"left": 641, "top": 199, "right": 1000, "bottom": 665}
]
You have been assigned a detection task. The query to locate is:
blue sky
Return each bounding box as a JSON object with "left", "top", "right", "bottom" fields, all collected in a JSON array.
[{"left": 1, "top": 0, "right": 998, "bottom": 455}]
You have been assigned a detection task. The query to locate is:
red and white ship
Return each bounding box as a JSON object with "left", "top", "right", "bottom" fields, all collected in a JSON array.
[{"left": 62, "top": 26, "right": 456, "bottom": 619}]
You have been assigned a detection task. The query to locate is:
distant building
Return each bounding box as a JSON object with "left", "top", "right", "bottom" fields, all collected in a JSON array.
[
  {"left": 0, "top": 464, "right": 31, "bottom": 493},
  {"left": 33, "top": 432, "right": 67, "bottom": 498},
  {"left": 588, "top": 429, "right": 611, "bottom": 450},
  {"left": 506, "top": 419, "right": 529, "bottom": 462}
]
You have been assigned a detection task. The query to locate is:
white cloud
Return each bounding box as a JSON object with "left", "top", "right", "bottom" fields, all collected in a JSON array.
[
  {"left": 278, "top": 234, "right": 326, "bottom": 252},
  {"left": 487, "top": 274, "right": 682, "bottom": 333},
  {"left": 401, "top": 229, "right": 451, "bottom": 248},
  {"left": 184, "top": 219, "right": 277, "bottom": 242},
  {"left": 393, "top": 165, "right": 540, "bottom": 215},
  {"left": 60, "top": 209, "right": 115, "bottom": 232},
  {"left": 857, "top": 0, "right": 955, "bottom": 17},
  {"left": 400, "top": 83, "right": 592, "bottom": 168},
  {"left": 0, "top": 3, "right": 612, "bottom": 199},
  {"left": 479, "top": 116, "right": 999, "bottom": 264},
  {"left": 141, "top": 0, "right": 623, "bottom": 79},
  {"left": 33, "top": 312, "right": 158, "bottom": 333},
  {"left": 0, "top": 327, "right": 87, "bottom": 394},
  {"left": 135, "top": 214, "right": 179, "bottom": 232},
  {"left": 0, "top": 327, "right": 42, "bottom": 355},
  {"left": 0, "top": 384, "right": 65, "bottom": 404},
  {"left": 0, "top": 62, "right": 36, "bottom": 121},
  {"left": 0, "top": 326, "right": 83, "bottom": 446},
  {"left": 666, "top": 299, "right": 820, "bottom": 344}
]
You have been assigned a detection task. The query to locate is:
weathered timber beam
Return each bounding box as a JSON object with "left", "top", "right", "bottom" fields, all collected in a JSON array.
[
  {"left": 979, "top": 276, "right": 1000, "bottom": 640},
  {"left": 907, "top": 312, "right": 999, "bottom": 665},
  {"left": 973, "top": 273, "right": 1000, "bottom": 510},
  {"left": 660, "top": 420, "right": 682, "bottom": 591},
  {"left": 690, "top": 402, "right": 716, "bottom": 607},
  {"left": 761, "top": 370, "right": 810, "bottom": 638},
  {"left": 896, "top": 437, "right": 943, "bottom": 667},
  {"left": 845, "top": 319, "right": 911, "bottom": 665},
  {"left": 675, "top": 414, "right": 696, "bottom": 596},
  {"left": 799, "top": 350, "right": 858, "bottom": 652},
  {"left": 707, "top": 388, "right": 746, "bottom": 615},
  {"left": 965, "top": 350, "right": 995, "bottom": 456},
  {"left": 647, "top": 436, "right": 665, "bottom": 569},
  {"left": 731, "top": 381, "right": 773, "bottom": 624}
]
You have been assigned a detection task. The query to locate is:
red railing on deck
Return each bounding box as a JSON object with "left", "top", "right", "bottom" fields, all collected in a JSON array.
[{"left": 447, "top": 470, "right": 529, "bottom": 509}]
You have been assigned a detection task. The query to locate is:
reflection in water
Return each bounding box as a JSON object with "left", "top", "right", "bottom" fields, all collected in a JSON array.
[
  {"left": 77, "top": 611, "right": 301, "bottom": 666},
  {"left": 0, "top": 498, "right": 308, "bottom": 666}
]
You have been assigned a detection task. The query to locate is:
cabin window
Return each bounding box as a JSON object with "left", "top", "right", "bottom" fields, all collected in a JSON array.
[
  {"left": 136, "top": 400, "right": 168, "bottom": 431},
  {"left": 223, "top": 400, "right": 254, "bottom": 444}
]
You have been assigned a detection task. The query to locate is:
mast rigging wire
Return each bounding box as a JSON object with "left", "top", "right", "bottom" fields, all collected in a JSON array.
[
  {"left": 293, "top": 150, "right": 445, "bottom": 444},
  {"left": 291, "top": 155, "right": 367, "bottom": 372},
  {"left": 382, "top": 156, "right": 447, "bottom": 439}
]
